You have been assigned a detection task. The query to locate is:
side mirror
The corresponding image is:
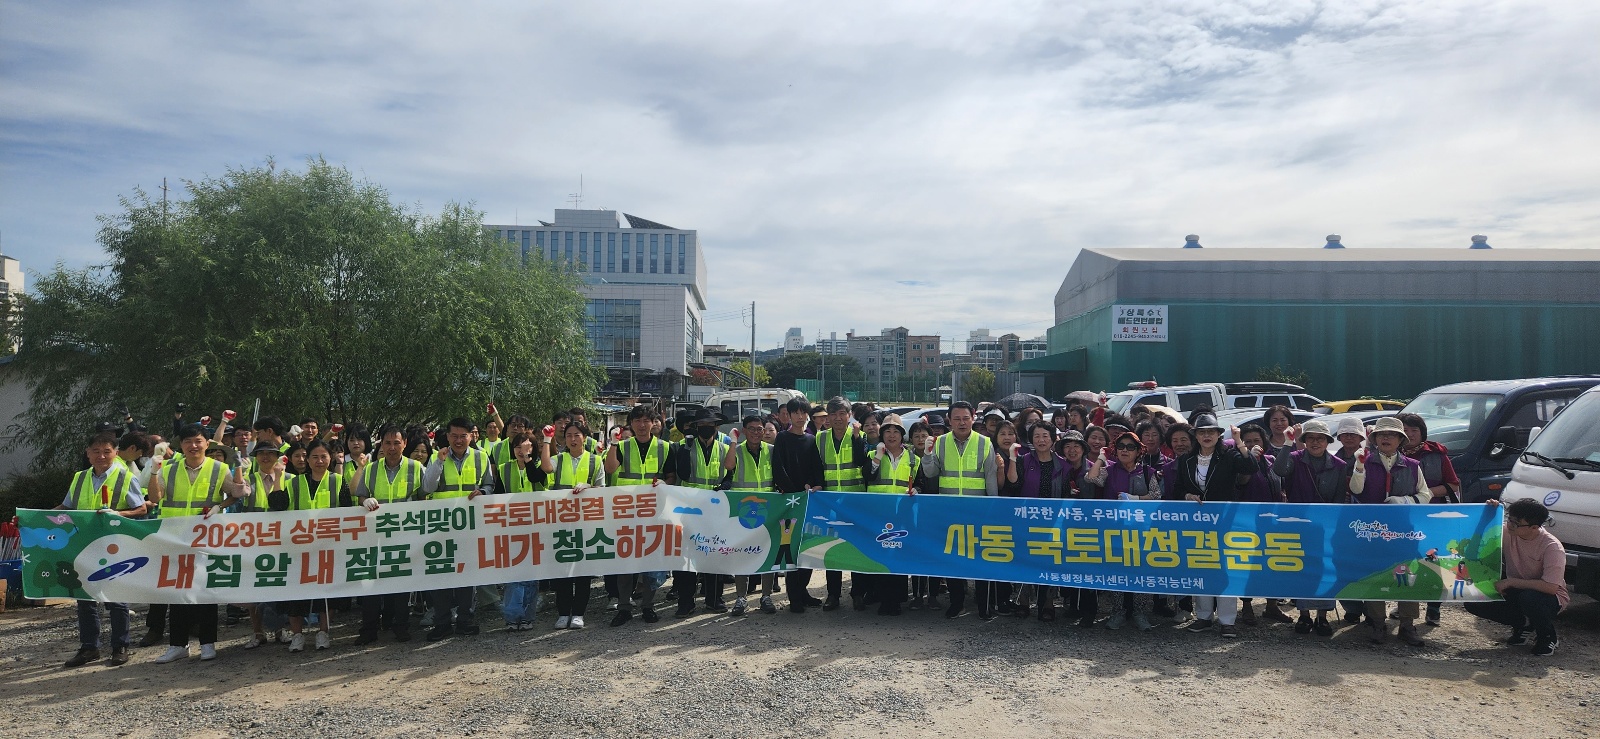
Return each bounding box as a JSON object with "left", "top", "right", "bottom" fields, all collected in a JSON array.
[
  {"left": 1492, "top": 425, "right": 1517, "bottom": 448},
  {"left": 1528, "top": 426, "right": 1543, "bottom": 445}
]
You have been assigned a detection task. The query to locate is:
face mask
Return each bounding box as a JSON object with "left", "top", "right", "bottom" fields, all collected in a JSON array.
[{"left": 695, "top": 426, "right": 717, "bottom": 440}]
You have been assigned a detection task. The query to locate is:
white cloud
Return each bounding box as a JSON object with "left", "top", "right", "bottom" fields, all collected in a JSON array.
[
  {"left": 4, "top": 1, "right": 1599, "bottom": 347},
  {"left": 1426, "top": 511, "right": 1470, "bottom": 518},
  {"left": 1277, "top": 517, "right": 1313, "bottom": 523}
]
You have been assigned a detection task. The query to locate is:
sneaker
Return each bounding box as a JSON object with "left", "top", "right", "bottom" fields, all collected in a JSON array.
[
  {"left": 1313, "top": 616, "right": 1334, "bottom": 637},
  {"left": 1238, "top": 604, "right": 1258, "bottom": 626},
  {"left": 1388, "top": 608, "right": 1402, "bottom": 620},
  {"left": 1186, "top": 618, "right": 1215, "bottom": 633},
  {"left": 353, "top": 632, "right": 377, "bottom": 646},
  {"left": 1507, "top": 627, "right": 1529, "bottom": 646},
  {"left": 1531, "top": 636, "right": 1558, "bottom": 656},
  {"left": 732, "top": 597, "right": 747, "bottom": 616},
  {"left": 1397, "top": 624, "right": 1424, "bottom": 647},
  {"left": 419, "top": 613, "right": 435, "bottom": 628},
  {"left": 1343, "top": 609, "right": 1364, "bottom": 625},
  {"left": 1262, "top": 604, "right": 1293, "bottom": 624},
  {"left": 997, "top": 601, "right": 1014, "bottom": 615},
  {"left": 569, "top": 616, "right": 585, "bottom": 629},
  {"left": 673, "top": 604, "right": 695, "bottom": 619},
  {"left": 200, "top": 643, "right": 217, "bottom": 660},
  {"left": 107, "top": 649, "right": 130, "bottom": 667},
  {"left": 1131, "top": 612, "right": 1153, "bottom": 631},
  {"left": 1105, "top": 612, "right": 1126, "bottom": 631},
  {"left": 314, "top": 631, "right": 330, "bottom": 650},
  {"left": 155, "top": 645, "right": 190, "bottom": 663},
  {"left": 1295, "top": 614, "right": 1314, "bottom": 634},
  {"left": 246, "top": 633, "right": 268, "bottom": 649},
  {"left": 760, "top": 595, "right": 777, "bottom": 614},
  {"left": 1077, "top": 613, "right": 1097, "bottom": 628},
  {"left": 456, "top": 623, "right": 480, "bottom": 636},
  {"left": 288, "top": 633, "right": 305, "bottom": 653},
  {"left": 517, "top": 621, "right": 533, "bottom": 632},
  {"left": 610, "top": 610, "right": 633, "bottom": 627},
  {"left": 607, "top": 597, "right": 619, "bottom": 611},
  {"left": 640, "top": 608, "right": 660, "bottom": 624},
  {"left": 555, "top": 616, "right": 571, "bottom": 629},
  {"left": 945, "top": 604, "right": 963, "bottom": 619},
  {"left": 851, "top": 594, "right": 867, "bottom": 611},
  {"left": 1425, "top": 613, "right": 1441, "bottom": 627},
  {"left": 907, "top": 596, "right": 922, "bottom": 611},
  {"left": 274, "top": 629, "right": 290, "bottom": 643},
  {"left": 64, "top": 648, "right": 101, "bottom": 668},
  {"left": 706, "top": 599, "right": 729, "bottom": 614},
  {"left": 1219, "top": 624, "right": 1239, "bottom": 638},
  {"left": 1367, "top": 620, "right": 1389, "bottom": 643},
  {"left": 789, "top": 601, "right": 807, "bottom": 614},
  {"left": 822, "top": 596, "right": 841, "bottom": 612},
  {"left": 138, "top": 632, "right": 163, "bottom": 648},
  {"left": 426, "top": 627, "right": 453, "bottom": 642}
]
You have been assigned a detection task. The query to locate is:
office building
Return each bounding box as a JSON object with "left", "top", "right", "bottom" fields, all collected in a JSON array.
[
  {"left": 784, "top": 327, "right": 804, "bottom": 352},
  {"left": 845, "top": 327, "right": 941, "bottom": 393},
  {"left": 967, "top": 330, "right": 1048, "bottom": 371},
  {"left": 814, "top": 332, "right": 849, "bottom": 356},
  {"left": 486, "top": 210, "right": 705, "bottom": 392}
]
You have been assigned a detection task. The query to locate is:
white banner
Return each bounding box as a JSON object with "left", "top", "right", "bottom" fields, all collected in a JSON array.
[
  {"left": 20, "top": 486, "right": 806, "bottom": 604},
  {"left": 1112, "top": 304, "right": 1168, "bottom": 342}
]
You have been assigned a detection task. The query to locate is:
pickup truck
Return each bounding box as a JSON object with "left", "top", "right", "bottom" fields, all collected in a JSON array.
[
  {"left": 1498, "top": 384, "right": 1600, "bottom": 599},
  {"left": 1400, "top": 376, "right": 1600, "bottom": 503}
]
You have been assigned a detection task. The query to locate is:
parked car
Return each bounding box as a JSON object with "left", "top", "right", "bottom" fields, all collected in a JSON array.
[
  {"left": 1104, "top": 381, "right": 1227, "bottom": 417},
  {"left": 1212, "top": 407, "right": 1320, "bottom": 442},
  {"left": 1312, "top": 399, "right": 1406, "bottom": 415},
  {"left": 1401, "top": 376, "right": 1600, "bottom": 503},
  {"left": 1498, "top": 384, "right": 1600, "bottom": 598},
  {"left": 1313, "top": 410, "right": 1400, "bottom": 436},
  {"left": 1225, "top": 382, "right": 1323, "bottom": 411}
]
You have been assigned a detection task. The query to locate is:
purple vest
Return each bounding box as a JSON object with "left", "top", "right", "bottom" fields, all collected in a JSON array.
[
  {"left": 1356, "top": 454, "right": 1422, "bottom": 504},
  {"left": 1101, "top": 462, "right": 1152, "bottom": 499},
  {"left": 1285, "top": 450, "right": 1348, "bottom": 504}
]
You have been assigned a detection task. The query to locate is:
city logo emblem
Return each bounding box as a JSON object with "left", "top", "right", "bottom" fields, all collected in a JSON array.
[{"left": 875, "top": 523, "right": 909, "bottom": 549}]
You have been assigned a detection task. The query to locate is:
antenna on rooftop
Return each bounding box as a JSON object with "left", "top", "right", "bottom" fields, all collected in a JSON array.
[{"left": 568, "top": 175, "right": 585, "bottom": 209}]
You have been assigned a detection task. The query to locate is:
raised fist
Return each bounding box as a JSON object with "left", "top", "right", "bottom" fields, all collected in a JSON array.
[
  {"left": 223, "top": 409, "right": 237, "bottom": 421},
  {"left": 542, "top": 425, "right": 556, "bottom": 439}
]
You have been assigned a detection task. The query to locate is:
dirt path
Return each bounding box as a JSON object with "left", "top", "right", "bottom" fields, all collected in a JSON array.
[{"left": 2, "top": 587, "right": 1596, "bottom": 738}]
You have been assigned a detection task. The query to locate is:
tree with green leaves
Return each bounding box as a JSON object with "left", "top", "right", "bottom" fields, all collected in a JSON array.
[
  {"left": 728, "top": 359, "right": 770, "bottom": 387},
  {"left": 13, "top": 158, "right": 602, "bottom": 469},
  {"left": 961, "top": 367, "right": 996, "bottom": 403},
  {"left": 762, "top": 351, "right": 865, "bottom": 395}
]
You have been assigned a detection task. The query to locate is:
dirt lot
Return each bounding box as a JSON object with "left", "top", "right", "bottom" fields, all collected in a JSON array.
[{"left": 2, "top": 585, "right": 1596, "bottom": 738}]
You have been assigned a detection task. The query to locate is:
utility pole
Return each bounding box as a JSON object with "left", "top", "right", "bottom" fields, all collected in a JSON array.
[{"left": 749, "top": 301, "right": 757, "bottom": 388}]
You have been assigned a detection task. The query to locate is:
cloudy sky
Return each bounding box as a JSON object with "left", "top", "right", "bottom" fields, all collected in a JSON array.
[{"left": 4, "top": 1, "right": 1598, "bottom": 352}]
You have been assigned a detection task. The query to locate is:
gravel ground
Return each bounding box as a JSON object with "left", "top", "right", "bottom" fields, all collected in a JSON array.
[{"left": 2, "top": 582, "right": 1597, "bottom": 738}]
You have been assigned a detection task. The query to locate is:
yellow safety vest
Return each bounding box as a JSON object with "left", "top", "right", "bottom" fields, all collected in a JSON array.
[
  {"left": 817, "top": 427, "right": 865, "bottom": 491},
  {"left": 868, "top": 448, "right": 920, "bottom": 494},
  {"left": 160, "top": 457, "right": 226, "bottom": 518},
  {"left": 362, "top": 458, "right": 422, "bottom": 504},
  {"left": 432, "top": 448, "right": 489, "bottom": 499},
  {"left": 936, "top": 433, "right": 991, "bottom": 495},
  {"left": 244, "top": 469, "right": 288, "bottom": 512},
  {"left": 498, "top": 461, "right": 544, "bottom": 493},
  {"left": 728, "top": 442, "right": 774, "bottom": 493},
  {"left": 69, "top": 467, "right": 133, "bottom": 510},
  {"left": 289, "top": 472, "right": 343, "bottom": 511},
  {"left": 614, "top": 437, "right": 669, "bottom": 484},
  {"left": 552, "top": 451, "right": 601, "bottom": 490},
  {"left": 681, "top": 439, "right": 727, "bottom": 489}
]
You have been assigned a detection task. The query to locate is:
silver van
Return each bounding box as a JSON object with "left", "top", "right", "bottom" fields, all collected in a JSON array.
[{"left": 1499, "top": 384, "right": 1600, "bottom": 599}]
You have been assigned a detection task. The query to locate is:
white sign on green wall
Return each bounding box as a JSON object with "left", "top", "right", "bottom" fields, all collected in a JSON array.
[{"left": 1112, "top": 304, "right": 1168, "bottom": 342}]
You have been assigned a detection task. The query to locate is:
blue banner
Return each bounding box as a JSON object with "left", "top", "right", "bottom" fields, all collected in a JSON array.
[{"left": 798, "top": 493, "right": 1504, "bottom": 601}]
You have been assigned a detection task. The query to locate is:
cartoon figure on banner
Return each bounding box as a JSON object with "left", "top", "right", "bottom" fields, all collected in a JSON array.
[{"left": 773, "top": 516, "right": 797, "bottom": 571}]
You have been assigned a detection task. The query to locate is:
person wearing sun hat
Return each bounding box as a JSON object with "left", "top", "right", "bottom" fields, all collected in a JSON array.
[
  {"left": 863, "top": 413, "right": 917, "bottom": 615},
  {"left": 1349, "top": 415, "right": 1430, "bottom": 646},
  {"left": 1270, "top": 419, "right": 1347, "bottom": 636}
]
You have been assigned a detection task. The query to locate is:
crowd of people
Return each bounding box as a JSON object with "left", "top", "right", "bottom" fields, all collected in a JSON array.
[{"left": 54, "top": 395, "right": 1571, "bottom": 670}]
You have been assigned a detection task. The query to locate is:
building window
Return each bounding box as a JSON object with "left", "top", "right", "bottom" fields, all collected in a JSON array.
[
  {"left": 585, "top": 299, "right": 642, "bottom": 367},
  {"left": 607, "top": 233, "right": 616, "bottom": 272},
  {"left": 564, "top": 231, "right": 574, "bottom": 263},
  {"left": 535, "top": 230, "right": 545, "bottom": 260},
  {"left": 663, "top": 235, "right": 673, "bottom": 273},
  {"left": 678, "top": 235, "right": 687, "bottom": 275},
  {"left": 634, "top": 234, "right": 644, "bottom": 273},
  {"left": 685, "top": 309, "right": 701, "bottom": 366},
  {"left": 621, "top": 235, "right": 631, "bottom": 273},
  {"left": 649, "top": 234, "right": 659, "bottom": 273},
  {"left": 578, "top": 232, "right": 588, "bottom": 271}
]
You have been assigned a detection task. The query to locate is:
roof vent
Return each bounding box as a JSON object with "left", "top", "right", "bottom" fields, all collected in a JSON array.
[
  {"left": 1324, "top": 234, "right": 1344, "bottom": 249},
  {"left": 1470, "top": 234, "right": 1492, "bottom": 249},
  {"left": 1182, "top": 234, "right": 1202, "bottom": 248}
]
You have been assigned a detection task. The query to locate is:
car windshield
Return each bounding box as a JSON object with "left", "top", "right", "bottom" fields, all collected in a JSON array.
[
  {"left": 1526, "top": 392, "right": 1600, "bottom": 465},
  {"left": 1400, "top": 392, "right": 1502, "bottom": 453},
  {"left": 1107, "top": 394, "right": 1134, "bottom": 415}
]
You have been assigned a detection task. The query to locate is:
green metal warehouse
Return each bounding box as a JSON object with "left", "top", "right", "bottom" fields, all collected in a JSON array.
[{"left": 1016, "top": 241, "right": 1600, "bottom": 402}]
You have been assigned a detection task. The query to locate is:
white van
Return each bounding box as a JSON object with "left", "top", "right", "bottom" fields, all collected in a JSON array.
[
  {"left": 1104, "top": 381, "right": 1227, "bottom": 416},
  {"left": 704, "top": 388, "right": 807, "bottom": 424},
  {"left": 1499, "top": 384, "right": 1600, "bottom": 599}
]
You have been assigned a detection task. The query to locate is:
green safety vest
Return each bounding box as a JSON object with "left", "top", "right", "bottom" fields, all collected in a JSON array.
[
  {"left": 289, "top": 472, "right": 343, "bottom": 511},
  {"left": 868, "top": 448, "right": 920, "bottom": 494},
  {"left": 728, "top": 442, "right": 774, "bottom": 493},
  {"left": 552, "top": 451, "right": 602, "bottom": 490},
  {"left": 70, "top": 467, "right": 133, "bottom": 510},
  {"left": 816, "top": 427, "right": 865, "bottom": 491},
  {"left": 935, "top": 433, "right": 991, "bottom": 495},
  {"left": 160, "top": 457, "right": 226, "bottom": 518},
  {"left": 614, "top": 437, "right": 669, "bottom": 484},
  {"left": 680, "top": 439, "right": 727, "bottom": 489},
  {"left": 244, "top": 469, "right": 289, "bottom": 512},
  {"left": 497, "top": 460, "right": 544, "bottom": 493},
  {"left": 363, "top": 458, "right": 422, "bottom": 504},
  {"left": 432, "top": 448, "right": 489, "bottom": 499}
]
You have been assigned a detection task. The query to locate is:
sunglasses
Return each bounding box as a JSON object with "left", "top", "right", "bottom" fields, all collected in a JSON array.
[{"left": 1115, "top": 443, "right": 1142, "bottom": 451}]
